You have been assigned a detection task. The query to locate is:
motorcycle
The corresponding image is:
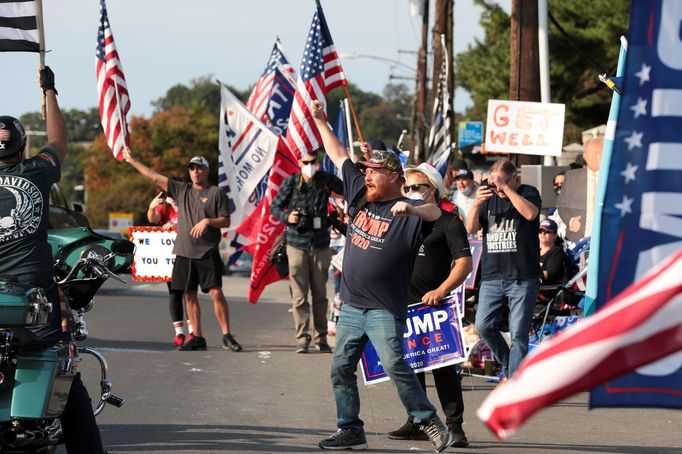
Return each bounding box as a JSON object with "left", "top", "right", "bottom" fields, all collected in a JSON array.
[{"left": 0, "top": 226, "right": 134, "bottom": 453}]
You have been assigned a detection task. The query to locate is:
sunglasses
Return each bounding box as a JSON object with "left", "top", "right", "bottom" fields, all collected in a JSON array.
[
  {"left": 403, "top": 183, "right": 430, "bottom": 193},
  {"left": 188, "top": 164, "right": 204, "bottom": 171},
  {"left": 539, "top": 230, "right": 555, "bottom": 234},
  {"left": 301, "top": 158, "right": 317, "bottom": 165}
]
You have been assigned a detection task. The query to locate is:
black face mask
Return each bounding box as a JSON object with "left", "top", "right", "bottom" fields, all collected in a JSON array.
[{"left": 554, "top": 186, "right": 562, "bottom": 196}]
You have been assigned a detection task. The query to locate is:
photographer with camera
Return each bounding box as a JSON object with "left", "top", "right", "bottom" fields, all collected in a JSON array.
[{"left": 270, "top": 149, "right": 343, "bottom": 353}]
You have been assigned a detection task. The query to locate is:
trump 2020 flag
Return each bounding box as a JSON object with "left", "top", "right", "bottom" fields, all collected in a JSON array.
[
  {"left": 477, "top": 248, "right": 682, "bottom": 439},
  {"left": 218, "top": 85, "right": 278, "bottom": 232},
  {"left": 246, "top": 38, "right": 296, "bottom": 136},
  {"left": 285, "top": 2, "right": 346, "bottom": 158},
  {"left": 0, "top": 0, "right": 39, "bottom": 52},
  {"left": 590, "top": 0, "right": 682, "bottom": 408}
]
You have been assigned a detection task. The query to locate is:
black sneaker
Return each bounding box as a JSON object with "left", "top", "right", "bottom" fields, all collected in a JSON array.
[
  {"left": 387, "top": 419, "right": 428, "bottom": 440},
  {"left": 419, "top": 416, "right": 454, "bottom": 453},
  {"left": 449, "top": 425, "right": 469, "bottom": 448},
  {"left": 319, "top": 428, "right": 368, "bottom": 450},
  {"left": 222, "top": 333, "right": 242, "bottom": 352},
  {"left": 316, "top": 342, "right": 333, "bottom": 353},
  {"left": 295, "top": 334, "right": 312, "bottom": 354},
  {"left": 178, "top": 335, "right": 207, "bottom": 351}
]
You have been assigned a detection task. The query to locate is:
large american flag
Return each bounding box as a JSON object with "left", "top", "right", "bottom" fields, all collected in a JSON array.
[
  {"left": 0, "top": 0, "right": 39, "bottom": 52},
  {"left": 245, "top": 38, "right": 296, "bottom": 122},
  {"left": 285, "top": 4, "right": 346, "bottom": 158},
  {"left": 477, "top": 247, "right": 682, "bottom": 440},
  {"left": 96, "top": 0, "right": 130, "bottom": 161},
  {"left": 427, "top": 34, "right": 452, "bottom": 177}
]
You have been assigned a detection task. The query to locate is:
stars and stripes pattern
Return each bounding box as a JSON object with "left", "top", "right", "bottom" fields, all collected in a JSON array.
[
  {"left": 285, "top": 4, "right": 346, "bottom": 158},
  {"left": 0, "top": 0, "right": 39, "bottom": 52},
  {"left": 427, "top": 35, "right": 453, "bottom": 177},
  {"left": 477, "top": 247, "right": 682, "bottom": 440},
  {"left": 96, "top": 0, "right": 130, "bottom": 160},
  {"left": 245, "top": 38, "right": 296, "bottom": 122}
]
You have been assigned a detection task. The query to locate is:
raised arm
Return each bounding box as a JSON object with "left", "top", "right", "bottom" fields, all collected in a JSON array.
[
  {"left": 310, "top": 100, "right": 349, "bottom": 169},
  {"left": 122, "top": 146, "right": 169, "bottom": 192},
  {"left": 40, "top": 67, "right": 67, "bottom": 162},
  {"left": 490, "top": 173, "right": 539, "bottom": 221}
]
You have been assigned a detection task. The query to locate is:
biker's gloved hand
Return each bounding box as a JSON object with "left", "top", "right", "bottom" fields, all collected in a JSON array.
[{"left": 40, "top": 66, "right": 58, "bottom": 95}]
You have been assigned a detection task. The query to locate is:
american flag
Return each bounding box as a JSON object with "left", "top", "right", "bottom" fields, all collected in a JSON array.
[
  {"left": 96, "top": 0, "right": 130, "bottom": 160},
  {"left": 427, "top": 35, "right": 452, "bottom": 177},
  {"left": 0, "top": 0, "right": 39, "bottom": 52},
  {"left": 285, "top": 4, "right": 346, "bottom": 158},
  {"left": 477, "top": 247, "right": 682, "bottom": 440},
  {"left": 245, "top": 38, "right": 296, "bottom": 121}
]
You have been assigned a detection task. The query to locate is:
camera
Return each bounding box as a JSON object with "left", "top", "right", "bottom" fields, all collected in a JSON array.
[
  {"left": 295, "top": 209, "right": 311, "bottom": 232},
  {"left": 481, "top": 178, "right": 496, "bottom": 191}
]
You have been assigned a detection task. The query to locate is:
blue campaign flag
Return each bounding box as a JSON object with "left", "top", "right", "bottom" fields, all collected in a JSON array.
[
  {"left": 321, "top": 104, "right": 346, "bottom": 179},
  {"left": 590, "top": 0, "right": 682, "bottom": 408},
  {"left": 360, "top": 288, "right": 466, "bottom": 385}
]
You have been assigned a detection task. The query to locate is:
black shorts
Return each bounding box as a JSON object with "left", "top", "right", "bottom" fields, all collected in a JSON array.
[{"left": 171, "top": 249, "right": 223, "bottom": 293}]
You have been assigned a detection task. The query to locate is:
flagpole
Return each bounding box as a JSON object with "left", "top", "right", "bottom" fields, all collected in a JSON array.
[
  {"left": 35, "top": 0, "right": 47, "bottom": 120},
  {"left": 343, "top": 98, "right": 355, "bottom": 162},
  {"left": 343, "top": 86, "right": 364, "bottom": 146},
  {"left": 113, "top": 80, "right": 128, "bottom": 155}
]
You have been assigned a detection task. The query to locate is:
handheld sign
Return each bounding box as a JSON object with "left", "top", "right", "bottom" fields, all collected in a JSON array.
[
  {"left": 130, "top": 226, "right": 176, "bottom": 282},
  {"left": 485, "top": 100, "right": 565, "bottom": 156},
  {"left": 360, "top": 288, "right": 466, "bottom": 385}
]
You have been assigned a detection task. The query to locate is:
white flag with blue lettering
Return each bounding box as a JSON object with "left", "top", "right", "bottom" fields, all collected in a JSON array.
[{"left": 218, "top": 85, "right": 278, "bottom": 230}]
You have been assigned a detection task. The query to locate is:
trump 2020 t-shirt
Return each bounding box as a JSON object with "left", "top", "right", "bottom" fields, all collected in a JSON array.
[{"left": 339, "top": 159, "right": 428, "bottom": 321}]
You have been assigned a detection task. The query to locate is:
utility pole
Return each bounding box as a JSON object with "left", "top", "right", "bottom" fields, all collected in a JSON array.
[
  {"left": 509, "top": 0, "right": 541, "bottom": 166},
  {"left": 413, "top": 0, "right": 429, "bottom": 163}
]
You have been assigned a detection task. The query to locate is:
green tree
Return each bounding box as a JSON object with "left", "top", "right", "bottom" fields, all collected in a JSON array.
[
  {"left": 83, "top": 106, "right": 219, "bottom": 228},
  {"left": 151, "top": 75, "right": 249, "bottom": 118},
  {"left": 455, "top": 0, "right": 629, "bottom": 143}
]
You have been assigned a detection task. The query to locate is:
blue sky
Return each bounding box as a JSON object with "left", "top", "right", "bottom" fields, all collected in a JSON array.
[{"left": 2, "top": 0, "right": 509, "bottom": 118}]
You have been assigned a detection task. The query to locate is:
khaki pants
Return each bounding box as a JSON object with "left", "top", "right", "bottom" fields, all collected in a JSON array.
[{"left": 287, "top": 246, "right": 331, "bottom": 345}]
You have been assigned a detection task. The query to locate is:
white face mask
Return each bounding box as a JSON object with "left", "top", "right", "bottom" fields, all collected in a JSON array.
[
  {"left": 405, "top": 187, "right": 432, "bottom": 201},
  {"left": 301, "top": 164, "right": 317, "bottom": 178}
]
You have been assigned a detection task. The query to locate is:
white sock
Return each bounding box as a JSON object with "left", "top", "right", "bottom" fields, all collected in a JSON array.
[
  {"left": 173, "top": 321, "right": 184, "bottom": 336},
  {"left": 187, "top": 321, "right": 193, "bottom": 334}
]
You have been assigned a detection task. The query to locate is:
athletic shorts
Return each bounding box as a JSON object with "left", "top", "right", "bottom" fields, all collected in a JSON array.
[{"left": 170, "top": 248, "right": 223, "bottom": 293}]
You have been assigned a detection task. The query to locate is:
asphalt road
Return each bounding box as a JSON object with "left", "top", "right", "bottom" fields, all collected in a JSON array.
[{"left": 62, "top": 274, "right": 681, "bottom": 454}]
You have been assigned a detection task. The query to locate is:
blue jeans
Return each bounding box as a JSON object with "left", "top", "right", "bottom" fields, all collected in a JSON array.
[
  {"left": 330, "top": 304, "right": 436, "bottom": 430},
  {"left": 475, "top": 278, "right": 539, "bottom": 378}
]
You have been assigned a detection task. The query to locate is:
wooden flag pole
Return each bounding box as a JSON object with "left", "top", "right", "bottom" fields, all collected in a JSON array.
[
  {"left": 343, "top": 85, "right": 364, "bottom": 145},
  {"left": 35, "top": 0, "right": 47, "bottom": 120}
]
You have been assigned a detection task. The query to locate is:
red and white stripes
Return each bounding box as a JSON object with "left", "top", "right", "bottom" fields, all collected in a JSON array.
[{"left": 478, "top": 248, "right": 682, "bottom": 439}]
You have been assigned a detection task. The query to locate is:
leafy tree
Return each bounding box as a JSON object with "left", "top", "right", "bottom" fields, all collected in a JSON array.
[
  {"left": 151, "top": 75, "right": 248, "bottom": 118},
  {"left": 455, "top": 0, "right": 629, "bottom": 143},
  {"left": 83, "top": 106, "right": 219, "bottom": 227}
]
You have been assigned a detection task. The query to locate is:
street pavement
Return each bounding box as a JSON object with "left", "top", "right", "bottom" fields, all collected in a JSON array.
[{"left": 65, "top": 274, "right": 681, "bottom": 454}]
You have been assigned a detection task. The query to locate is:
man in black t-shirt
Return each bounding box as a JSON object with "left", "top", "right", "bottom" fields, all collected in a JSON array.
[
  {"left": 387, "top": 163, "right": 472, "bottom": 447},
  {"left": 311, "top": 101, "right": 454, "bottom": 453},
  {"left": 466, "top": 159, "right": 541, "bottom": 379},
  {"left": 0, "top": 67, "right": 106, "bottom": 453}
]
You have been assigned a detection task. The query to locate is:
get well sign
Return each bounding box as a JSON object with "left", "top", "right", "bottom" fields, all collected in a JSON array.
[{"left": 485, "top": 100, "right": 565, "bottom": 156}]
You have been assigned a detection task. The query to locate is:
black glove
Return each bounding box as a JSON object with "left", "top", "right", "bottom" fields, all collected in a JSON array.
[{"left": 40, "top": 66, "right": 58, "bottom": 95}]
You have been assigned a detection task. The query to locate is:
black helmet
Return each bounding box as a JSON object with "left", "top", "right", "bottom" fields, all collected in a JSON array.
[{"left": 0, "top": 116, "right": 27, "bottom": 158}]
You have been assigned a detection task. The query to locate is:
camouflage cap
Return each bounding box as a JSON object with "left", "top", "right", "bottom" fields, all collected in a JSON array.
[{"left": 355, "top": 150, "right": 404, "bottom": 176}]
